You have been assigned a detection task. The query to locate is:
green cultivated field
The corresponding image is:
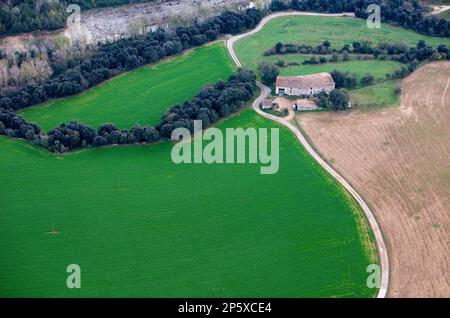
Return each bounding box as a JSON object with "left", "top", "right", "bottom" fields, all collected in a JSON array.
[
  {"left": 20, "top": 42, "right": 235, "bottom": 132},
  {"left": 0, "top": 110, "right": 377, "bottom": 297},
  {"left": 1, "top": 15, "right": 384, "bottom": 297},
  {"left": 261, "top": 55, "right": 402, "bottom": 106},
  {"left": 234, "top": 15, "right": 449, "bottom": 107},
  {"left": 350, "top": 81, "right": 399, "bottom": 108},
  {"left": 278, "top": 59, "right": 402, "bottom": 81},
  {"left": 235, "top": 15, "right": 450, "bottom": 70}
]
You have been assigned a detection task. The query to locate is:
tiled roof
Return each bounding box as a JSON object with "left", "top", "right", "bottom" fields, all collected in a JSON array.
[{"left": 276, "top": 73, "right": 335, "bottom": 89}]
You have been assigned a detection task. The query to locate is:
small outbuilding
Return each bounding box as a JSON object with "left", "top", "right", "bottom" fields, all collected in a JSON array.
[{"left": 261, "top": 99, "right": 275, "bottom": 110}]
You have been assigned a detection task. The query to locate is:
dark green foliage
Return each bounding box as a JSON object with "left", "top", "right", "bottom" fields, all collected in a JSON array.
[
  {"left": 275, "top": 59, "right": 286, "bottom": 67},
  {"left": 317, "top": 89, "right": 350, "bottom": 111},
  {"left": 265, "top": 40, "right": 449, "bottom": 66},
  {"left": 265, "top": 41, "right": 338, "bottom": 56},
  {"left": 0, "top": 108, "right": 41, "bottom": 141},
  {"left": 270, "top": 0, "right": 450, "bottom": 37},
  {"left": 329, "top": 89, "right": 350, "bottom": 110},
  {"left": 157, "top": 68, "right": 257, "bottom": 138},
  {"left": 360, "top": 74, "right": 375, "bottom": 86},
  {"left": 331, "top": 70, "right": 357, "bottom": 89},
  {"left": 0, "top": 1, "right": 157, "bottom": 36},
  {"left": 0, "top": 68, "right": 257, "bottom": 153},
  {"left": 258, "top": 62, "right": 279, "bottom": 85},
  {"left": 270, "top": 0, "right": 289, "bottom": 11},
  {"left": 316, "top": 92, "right": 331, "bottom": 109},
  {"left": 0, "top": 9, "right": 262, "bottom": 111}
]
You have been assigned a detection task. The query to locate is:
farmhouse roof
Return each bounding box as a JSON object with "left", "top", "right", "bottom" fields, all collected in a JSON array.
[
  {"left": 276, "top": 73, "right": 335, "bottom": 89},
  {"left": 262, "top": 99, "right": 273, "bottom": 107}
]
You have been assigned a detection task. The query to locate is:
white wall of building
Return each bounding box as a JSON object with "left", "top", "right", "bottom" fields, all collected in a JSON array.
[{"left": 276, "top": 84, "right": 335, "bottom": 97}]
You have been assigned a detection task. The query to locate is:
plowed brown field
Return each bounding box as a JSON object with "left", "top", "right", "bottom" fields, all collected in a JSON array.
[{"left": 296, "top": 62, "right": 450, "bottom": 297}]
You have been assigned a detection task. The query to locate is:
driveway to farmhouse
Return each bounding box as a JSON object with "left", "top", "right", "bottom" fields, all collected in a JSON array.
[
  {"left": 227, "top": 11, "right": 389, "bottom": 299},
  {"left": 273, "top": 97, "right": 295, "bottom": 120}
]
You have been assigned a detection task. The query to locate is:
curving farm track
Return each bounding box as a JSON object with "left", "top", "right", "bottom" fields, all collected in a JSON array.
[{"left": 226, "top": 11, "right": 389, "bottom": 298}]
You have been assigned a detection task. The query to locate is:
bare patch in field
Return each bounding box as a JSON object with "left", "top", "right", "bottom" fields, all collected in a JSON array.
[{"left": 296, "top": 62, "right": 450, "bottom": 297}]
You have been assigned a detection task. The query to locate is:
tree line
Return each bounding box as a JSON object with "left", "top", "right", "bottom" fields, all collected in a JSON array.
[
  {"left": 257, "top": 38, "right": 447, "bottom": 110},
  {"left": 0, "top": 68, "right": 257, "bottom": 153},
  {"left": 260, "top": 39, "right": 448, "bottom": 89},
  {"left": 1, "top": 0, "right": 448, "bottom": 145},
  {"left": 0, "top": 1, "right": 158, "bottom": 36},
  {"left": 2, "top": 0, "right": 448, "bottom": 109},
  {"left": 270, "top": 0, "right": 450, "bottom": 37},
  {"left": 263, "top": 39, "right": 448, "bottom": 86},
  {"left": 265, "top": 40, "right": 337, "bottom": 56},
  {"left": 3, "top": 0, "right": 449, "bottom": 38},
  {"left": 0, "top": 9, "right": 263, "bottom": 111},
  {"left": 265, "top": 40, "right": 449, "bottom": 61},
  {"left": 316, "top": 89, "right": 350, "bottom": 111},
  {"left": 330, "top": 40, "right": 447, "bottom": 89}
]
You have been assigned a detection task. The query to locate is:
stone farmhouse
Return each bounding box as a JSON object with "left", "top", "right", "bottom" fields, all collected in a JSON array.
[{"left": 275, "top": 73, "right": 335, "bottom": 97}]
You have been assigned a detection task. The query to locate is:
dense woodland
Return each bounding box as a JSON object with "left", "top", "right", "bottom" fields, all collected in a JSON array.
[
  {"left": 0, "top": 68, "right": 257, "bottom": 153},
  {"left": 270, "top": 0, "right": 450, "bottom": 37},
  {"left": 0, "top": 9, "right": 263, "bottom": 111},
  {"left": 0, "top": 0, "right": 157, "bottom": 36},
  {"left": 2, "top": 0, "right": 449, "bottom": 37}
]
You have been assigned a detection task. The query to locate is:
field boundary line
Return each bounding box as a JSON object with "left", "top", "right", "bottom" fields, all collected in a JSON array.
[{"left": 227, "top": 11, "right": 389, "bottom": 298}]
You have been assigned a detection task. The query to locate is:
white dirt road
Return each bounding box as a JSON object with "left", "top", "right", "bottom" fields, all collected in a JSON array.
[{"left": 226, "top": 11, "right": 389, "bottom": 298}]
